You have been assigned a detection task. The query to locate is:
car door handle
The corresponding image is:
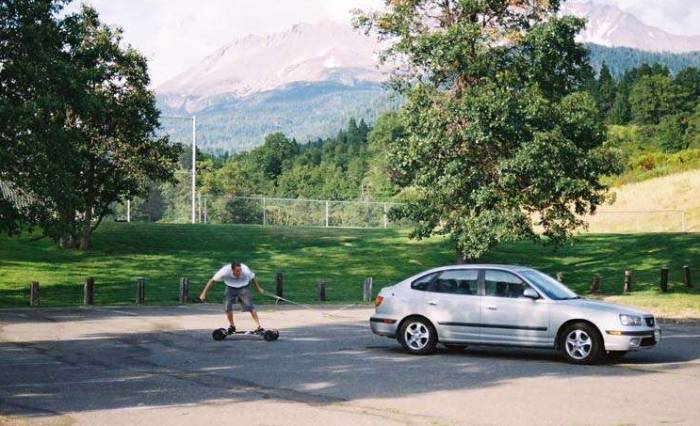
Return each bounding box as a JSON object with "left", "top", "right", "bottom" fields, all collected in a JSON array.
[
  {"left": 487, "top": 306, "right": 497, "bottom": 311},
  {"left": 427, "top": 301, "right": 438, "bottom": 306}
]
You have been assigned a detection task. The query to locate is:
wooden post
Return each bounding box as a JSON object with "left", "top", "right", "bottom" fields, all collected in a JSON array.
[
  {"left": 30, "top": 281, "right": 40, "bottom": 306},
  {"left": 84, "top": 277, "right": 95, "bottom": 305},
  {"left": 683, "top": 265, "right": 692, "bottom": 288},
  {"left": 363, "top": 277, "right": 373, "bottom": 303},
  {"left": 556, "top": 272, "right": 564, "bottom": 283},
  {"left": 275, "top": 272, "right": 284, "bottom": 298},
  {"left": 179, "top": 277, "right": 189, "bottom": 303},
  {"left": 623, "top": 270, "right": 633, "bottom": 293},
  {"left": 589, "top": 274, "right": 601, "bottom": 294},
  {"left": 316, "top": 280, "right": 326, "bottom": 302},
  {"left": 136, "top": 278, "right": 145, "bottom": 304},
  {"left": 660, "top": 267, "right": 669, "bottom": 293}
]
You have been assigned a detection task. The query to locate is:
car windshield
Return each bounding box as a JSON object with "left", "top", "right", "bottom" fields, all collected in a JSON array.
[{"left": 521, "top": 270, "right": 579, "bottom": 300}]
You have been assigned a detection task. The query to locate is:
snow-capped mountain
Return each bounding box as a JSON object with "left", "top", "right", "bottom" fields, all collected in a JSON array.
[
  {"left": 157, "top": 20, "right": 384, "bottom": 113},
  {"left": 560, "top": 0, "right": 700, "bottom": 53},
  {"left": 156, "top": 5, "right": 700, "bottom": 152}
]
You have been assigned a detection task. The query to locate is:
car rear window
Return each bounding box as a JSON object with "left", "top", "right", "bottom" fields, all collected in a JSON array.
[{"left": 411, "top": 272, "right": 437, "bottom": 291}]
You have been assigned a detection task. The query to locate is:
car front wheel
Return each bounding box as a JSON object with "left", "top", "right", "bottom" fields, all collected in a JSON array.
[
  {"left": 398, "top": 317, "right": 437, "bottom": 355},
  {"left": 560, "top": 322, "right": 603, "bottom": 365}
]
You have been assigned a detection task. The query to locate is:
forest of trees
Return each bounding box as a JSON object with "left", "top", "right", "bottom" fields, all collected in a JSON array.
[{"left": 124, "top": 61, "right": 700, "bottom": 225}]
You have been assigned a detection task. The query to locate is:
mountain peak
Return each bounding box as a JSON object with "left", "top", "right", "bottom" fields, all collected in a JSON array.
[
  {"left": 157, "top": 20, "right": 382, "bottom": 112},
  {"left": 560, "top": 0, "right": 700, "bottom": 53}
]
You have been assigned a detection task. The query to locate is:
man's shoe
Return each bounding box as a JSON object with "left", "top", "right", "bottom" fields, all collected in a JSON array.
[
  {"left": 227, "top": 325, "right": 236, "bottom": 335},
  {"left": 253, "top": 326, "right": 264, "bottom": 334}
]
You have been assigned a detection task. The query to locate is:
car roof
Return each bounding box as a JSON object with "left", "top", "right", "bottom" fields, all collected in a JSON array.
[{"left": 426, "top": 264, "right": 535, "bottom": 273}]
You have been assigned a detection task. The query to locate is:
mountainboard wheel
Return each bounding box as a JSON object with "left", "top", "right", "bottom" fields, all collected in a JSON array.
[
  {"left": 212, "top": 328, "right": 228, "bottom": 341},
  {"left": 263, "top": 330, "right": 275, "bottom": 341},
  {"left": 273, "top": 330, "right": 280, "bottom": 340}
]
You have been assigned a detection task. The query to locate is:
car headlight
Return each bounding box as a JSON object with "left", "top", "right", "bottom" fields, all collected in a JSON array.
[{"left": 619, "top": 314, "right": 642, "bottom": 326}]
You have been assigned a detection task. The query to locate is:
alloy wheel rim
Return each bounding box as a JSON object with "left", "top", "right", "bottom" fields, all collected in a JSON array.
[
  {"left": 405, "top": 322, "right": 430, "bottom": 350},
  {"left": 565, "top": 329, "right": 593, "bottom": 360}
]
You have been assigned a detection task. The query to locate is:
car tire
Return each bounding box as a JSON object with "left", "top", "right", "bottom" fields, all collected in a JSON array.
[
  {"left": 398, "top": 317, "right": 437, "bottom": 355},
  {"left": 560, "top": 322, "right": 603, "bottom": 365}
]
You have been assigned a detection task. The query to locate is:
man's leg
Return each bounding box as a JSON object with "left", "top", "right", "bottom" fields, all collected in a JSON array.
[
  {"left": 239, "top": 287, "right": 261, "bottom": 329},
  {"left": 249, "top": 309, "right": 261, "bottom": 329},
  {"left": 224, "top": 286, "right": 236, "bottom": 332}
]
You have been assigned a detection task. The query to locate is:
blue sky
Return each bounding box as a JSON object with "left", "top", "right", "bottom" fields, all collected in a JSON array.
[{"left": 66, "top": 0, "right": 700, "bottom": 87}]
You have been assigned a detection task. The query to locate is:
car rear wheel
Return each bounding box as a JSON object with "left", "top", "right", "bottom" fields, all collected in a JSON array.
[
  {"left": 398, "top": 317, "right": 437, "bottom": 355},
  {"left": 560, "top": 322, "right": 603, "bottom": 365}
]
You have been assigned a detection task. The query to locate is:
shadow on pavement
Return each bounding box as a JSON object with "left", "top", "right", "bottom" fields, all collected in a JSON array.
[{"left": 0, "top": 314, "right": 698, "bottom": 418}]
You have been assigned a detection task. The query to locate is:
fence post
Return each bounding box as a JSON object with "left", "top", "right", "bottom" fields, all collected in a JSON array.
[
  {"left": 316, "top": 280, "right": 326, "bottom": 302},
  {"left": 84, "top": 277, "right": 95, "bottom": 305},
  {"left": 589, "top": 274, "right": 601, "bottom": 294},
  {"left": 136, "top": 277, "right": 145, "bottom": 304},
  {"left": 262, "top": 197, "right": 267, "bottom": 226},
  {"left": 683, "top": 265, "right": 692, "bottom": 288},
  {"left": 623, "top": 270, "right": 633, "bottom": 293},
  {"left": 30, "top": 281, "right": 40, "bottom": 306},
  {"left": 325, "top": 200, "right": 329, "bottom": 227},
  {"left": 198, "top": 192, "right": 202, "bottom": 223},
  {"left": 556, "top": 272, "right": 564, "bottom": 283},
  {"left": 363, "top": 277, "right": 373, "bottom": 303},
  {"left": 660, "top": 267, "right": 669, "bottom": 293},
  {"left": 179, "top": 277, "right": 189, "bottom": 303},
  {"left": 275, "top": 272, "right": 284, "bottom": 298}
]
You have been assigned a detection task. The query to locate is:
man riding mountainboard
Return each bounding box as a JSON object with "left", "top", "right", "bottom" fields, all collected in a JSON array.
[{"left": 199, "top": 261, "right": 266, "bottom": 334}]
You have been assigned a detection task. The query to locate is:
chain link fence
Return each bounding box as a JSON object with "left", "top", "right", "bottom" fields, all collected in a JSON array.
[{"left": 182, "top": 196, "right": 409, "bottom": 228}]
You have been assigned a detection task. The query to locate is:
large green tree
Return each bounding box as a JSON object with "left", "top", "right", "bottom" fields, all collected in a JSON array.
[
  {"left": 356, "top": 0, "right": 621, "bottom": 259},
  {"left": 0, "top": 1, "right": 181, "bottom": 249}
]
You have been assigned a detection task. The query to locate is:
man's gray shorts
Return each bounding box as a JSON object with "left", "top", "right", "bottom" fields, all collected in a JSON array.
[{"left": 224, "top": 285, "right": 254, "bottom": 312}]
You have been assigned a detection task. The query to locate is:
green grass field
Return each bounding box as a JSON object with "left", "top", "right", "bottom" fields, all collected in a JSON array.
[{"left": 0, "top": 223, "right": 698, "bottom": 317}]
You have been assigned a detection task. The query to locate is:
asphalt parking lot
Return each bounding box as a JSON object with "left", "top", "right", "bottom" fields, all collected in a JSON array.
[{"left": 1, "top": 305, "right": 699, "bottom": 425}]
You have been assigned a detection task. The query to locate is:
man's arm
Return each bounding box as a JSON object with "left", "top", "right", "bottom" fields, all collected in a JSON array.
[
  {"left": 251, "top": 277, "right": 265, "bottom": 294},
  {"left": 199, "top": 278, "right": 216, "bottom": 302}
]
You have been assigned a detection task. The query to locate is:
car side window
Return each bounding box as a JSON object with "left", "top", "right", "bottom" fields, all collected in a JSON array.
[
  {"left": 432, "top": 270, "right": 479, "bottom": 295},
  {"left": 484, "top": 270, "right": 527, "bottom": 298},
  {"left": 411, "top": 272, "right": 437, "bottom": 291}
]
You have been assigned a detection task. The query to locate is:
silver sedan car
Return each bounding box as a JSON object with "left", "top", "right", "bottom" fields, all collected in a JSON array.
[{"left": 370, "top": 265, "right": 661, "bottom": 364}]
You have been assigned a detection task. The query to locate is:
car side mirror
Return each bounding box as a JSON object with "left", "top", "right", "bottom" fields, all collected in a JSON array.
[{"left": 523, "top": 288, "right": 540, "bottom": 299}]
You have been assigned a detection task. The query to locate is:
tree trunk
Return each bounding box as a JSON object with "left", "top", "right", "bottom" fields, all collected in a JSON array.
[
  {"left": 59, "top": 234, "right": 77, "bottom": 249},
  {"left": 456, "top": 247, "right": 467, "bottom": 264},
  {"left": 79, "top": 209, "right": 93, "bottom": 251}
]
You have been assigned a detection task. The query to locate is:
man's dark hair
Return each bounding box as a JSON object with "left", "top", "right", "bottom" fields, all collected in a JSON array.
[{"left": 231, "top": 261, "right": 241, "bottom": 268}]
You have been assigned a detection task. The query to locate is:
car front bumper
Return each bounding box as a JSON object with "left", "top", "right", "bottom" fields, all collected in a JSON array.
[
  {"left": 369, "top": 316, "right": 398, "bottom": 338},
  {"left": 604, "top": 328, "right": 661, "bottom": 351}
]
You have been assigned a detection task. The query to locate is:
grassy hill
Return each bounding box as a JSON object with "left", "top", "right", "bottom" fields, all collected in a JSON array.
[
  {"left": 585, "top": 169, "right": 700, "bottom": 233},
  {"left": 0, "top": 222, "right": 697, "bottom": 317}
]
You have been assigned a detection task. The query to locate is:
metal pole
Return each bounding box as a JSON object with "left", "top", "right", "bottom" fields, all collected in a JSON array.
[
  {"left": 383, "top": 203, "right": 387, "bottom": 228},
  {"left": 198, "top": 192, "right": 202, "bottom": 223},
  {"left": 682, "top": 211, "right": 686, "bottom": 232},
  {"left": 191, "top": 115, "right": 196, "bottom": 224},
  {"left": 204, "top": 197, "right": 208, "bottom": 224},
  {"left": 325, "top": 200, "right": 329, "bottom": 227},
  {"left": 127, "top": 200, "right": 131, "bottom": 223}
]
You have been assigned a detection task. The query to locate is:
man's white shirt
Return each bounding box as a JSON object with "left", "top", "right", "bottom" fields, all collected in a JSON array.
[{"left": 213, "top": 264, "right": 255, "bottom": 288}]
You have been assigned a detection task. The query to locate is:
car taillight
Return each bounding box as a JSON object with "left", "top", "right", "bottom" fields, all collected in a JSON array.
[{"left": 375, "top": 296, "right": 384, "bottom": 307}]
